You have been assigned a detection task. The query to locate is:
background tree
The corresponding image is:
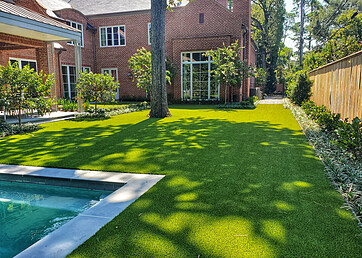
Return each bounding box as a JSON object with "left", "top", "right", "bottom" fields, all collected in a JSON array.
[
  {"left": 0, "top": 61, "right": 54, "bottom": 126},
  {"left": 76, "top": 72, "right": 119, "bottom": 112},
  {"left": 205, "top": 42, "right": 253, "bottom": 104},
  {"left": 251, "top": 0, "right": 286, "bottom": 94},
  {"left": 128, "top": 47, "right": 172, "bottom": 98}
]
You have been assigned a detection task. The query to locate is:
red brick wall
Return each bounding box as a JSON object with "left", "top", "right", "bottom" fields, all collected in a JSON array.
[
  {"left": 88, "top": 11, "right": 152, "bottom": 98},
  {"left": 0, "top": 49, "right": 36, "bottom": 67},
  {"left": 55, "top": 9, "right": 94, "bottom": 69},
  {"left": 52, "top": 0, "right": 253, "bottom": 101}
]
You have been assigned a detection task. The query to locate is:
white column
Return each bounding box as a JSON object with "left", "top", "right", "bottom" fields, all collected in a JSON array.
[
  {"left": 74, "top": 42, "right": 83, "bottom": 112},
  {"left": 47, "top": 42, "right": 57, "bottom": 111}
]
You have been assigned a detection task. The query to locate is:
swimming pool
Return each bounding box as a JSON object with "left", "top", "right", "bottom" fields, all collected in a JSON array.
[
  {"left": 0, "top": 180, "right": 111, "bottom": 258},
  {"left": 0, "top": 164, "right": 164, "bottom": 258}
]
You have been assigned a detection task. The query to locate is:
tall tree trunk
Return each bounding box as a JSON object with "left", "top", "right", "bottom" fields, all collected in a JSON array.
[
  {"left": 149, "top": 0, "right": 171, "bottom": 118},
  {"left": 299, "top": 0, "right": 305, "bottom": 66}
]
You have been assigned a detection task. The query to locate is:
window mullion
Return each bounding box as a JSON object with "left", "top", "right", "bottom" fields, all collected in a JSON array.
[
  {"left": 208, "top": 59, "right": 211, "bottom": 100},
  {"left": 190, "top": 58, "right": 193, "bottom": 100},
  {"left": 67, "top": 66, "right": 71, "bottom": 99},
  {"left": 118, "top": 27, "right": 121, "bottom": 46}
]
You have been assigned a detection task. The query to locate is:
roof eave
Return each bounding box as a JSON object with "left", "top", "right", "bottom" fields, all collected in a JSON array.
[{"left": 0, "top": 10, "right": 81, "bottom": 42}]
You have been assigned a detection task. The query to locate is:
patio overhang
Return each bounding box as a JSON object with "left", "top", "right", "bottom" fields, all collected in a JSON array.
[
  {"left": 0, "top": 11, "right": 81, "bottom": 43},
  {"left": 0, "top": 1, "right": 83, "bottom": 111},
  {"left": 0, "top": 1, "right": 81, "bottom": 44}
]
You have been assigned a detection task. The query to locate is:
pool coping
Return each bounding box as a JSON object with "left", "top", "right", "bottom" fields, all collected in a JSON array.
[{"left": 0, "top": 164, "right": 164, "bottom": 258}]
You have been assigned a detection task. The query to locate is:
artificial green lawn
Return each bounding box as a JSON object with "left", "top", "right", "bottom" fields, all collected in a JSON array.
[{"left": 0, "top": 105, "right": 360, "bottom": 257}]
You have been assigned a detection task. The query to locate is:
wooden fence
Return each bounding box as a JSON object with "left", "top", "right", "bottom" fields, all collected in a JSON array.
[{"left": 309, "top": 51, "right": 362, "bottom": 120}]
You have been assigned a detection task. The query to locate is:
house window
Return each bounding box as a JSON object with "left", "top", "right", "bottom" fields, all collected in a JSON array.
[
  {"left": 62, "top": 66, "right": 90, "bottom": 99},
  {"left": 101, "top": 68, "right": 119, "bottom": 99},
  {"left": 66, "top": 21, "right": 84, "bottom": 47},
  {"left": 199, "top": 13, "right": 204, "bottom": 24},
  {"left": 228, "top": 0, "right": 233, "bottom": 11},
  {"left": 181, "top": 52, "right": 219, "bottom": 100},
  {"left": 100, "top": 26, "right": 126, "bottom": 47},
  {"left": 9, "top": 58, "right": 37, "bottom": 72},
  {"left": 148, "top": 23, "right": 151, "bottom": 45},
  {"left": 82, "top": 67, "right": 91, "bottom": 73}
]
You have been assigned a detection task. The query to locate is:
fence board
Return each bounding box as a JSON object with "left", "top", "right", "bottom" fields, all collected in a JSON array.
[{"left": 310, "top": 51, "right": 362, "bottom": 120}]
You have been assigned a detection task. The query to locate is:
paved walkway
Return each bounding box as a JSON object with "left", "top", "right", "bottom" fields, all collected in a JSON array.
[
  {"left": 1, "top": 111, "right": 76, "bottom": 124},
  {"left": 259, "top": 96, "right": 284, "bottom": 104}
]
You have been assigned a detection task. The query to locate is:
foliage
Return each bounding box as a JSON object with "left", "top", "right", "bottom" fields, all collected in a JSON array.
[
  {"left": 286, "top": 70, "right": 312, "bottom": 105},
  {"left": 83, "top": 100, "right": 90, "bottom": 112},
  {"left": 301, "top": 100, "right": 362, "bottom": 160},
  {"left": 302, "top": 101, "right": 342, "bottom": 132},
  {"left": 205, "top": 41, "right": 253, "bottom": 103},
  {"left": 304, "top": 11, "right": 361, "bottom": 71},
  {"left": 253, "top": 67, "right": 267, "bottom": 87},
  {"left": 76, "top": 72, "right": 119, "bottom": 111},
  {"left": 217, "top": 96, "right": 259, "bottom": 109},
  {"left": 128, "top": 48, "right": 172, "bottom": 97},
  {"left": 276, "top": 45, "right": 295, "bottom": 85},
  {"left": 306, "top": 0, "right": 361, "bottom": 44},
  {"left": 58, "top": 98, "right": 77, "bottom": 112},
  {"left": 251, "top": 0, "right": 286, "bottom": 93},
  {"left": 285, "top": 98, "right": 362, "bottom": 221},
  {"left": 335, "top": 117, "right": 362, "bottom": 161},
  {"left": 0, "top": 118, "right": 12, "bottom": 137},
  {"left": 0, "top": 118, "right": 38, "bottom": 138},
  {"left": 0, "top": 61, "right": 54, "bottom": 125},
  {"left": 75, "top": 102, "right": 150, "bottom": 120},
  {"left": 166, "top": 56, "right": 177, "bottom": 85}
]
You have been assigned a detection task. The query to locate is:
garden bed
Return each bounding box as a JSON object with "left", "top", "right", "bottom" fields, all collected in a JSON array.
[{"left": 284, "top": 98, "right": 361, "bottom": 225}]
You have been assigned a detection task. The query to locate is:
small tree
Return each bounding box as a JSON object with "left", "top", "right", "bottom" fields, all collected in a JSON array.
[
  {"left": 205, "top": 42, "right": 252, "bottom": 103},
  {"left": 0, "top": 61, "right": 54, "bottom": 126},
  {"left": 128, "top": 47, "right": 172, "bottom": 98},
  {"left": 286, "top": 70, "right": 312, "bottom": 105},
  {"left": 76, "top": 72, "right": 119, "bottom": 111}
]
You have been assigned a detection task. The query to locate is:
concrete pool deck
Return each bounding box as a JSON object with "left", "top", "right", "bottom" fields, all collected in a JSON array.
[{"left": 0, "top": 164, "right": 164, "bottom": 258}]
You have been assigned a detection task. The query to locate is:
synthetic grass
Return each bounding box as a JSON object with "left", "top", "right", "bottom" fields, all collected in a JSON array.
[{"left": 0, "top": 105, "right": 360, "bottom": 257}]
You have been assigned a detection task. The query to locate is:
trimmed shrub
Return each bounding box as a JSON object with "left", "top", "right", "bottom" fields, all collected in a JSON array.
[
  {"left": 287, "top": 71, "right": 312, "bottom": 105},
  {"left": 301, "top": 100, "right": 361, "bottom": 160},
  {"left": 335, "top": 117, "right": 362, "bottom": 160},
  {"left": 0, "top": 119, "right": 38, "bottom": 138},
  {"left": 302, "top": 101, "right": 342, "bottom": 132}
]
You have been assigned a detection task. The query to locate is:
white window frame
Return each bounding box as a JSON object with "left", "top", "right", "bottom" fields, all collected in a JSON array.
[
  {"left": 180, "top": 51, "right": 219, "bottom": 100},
  {"left": 82, "top": 67, "right": 91, "bottom": 73},
  {"left": 9, "top": 58, "right": 37, "bottom": 72},
  {"left": 62, "top": 65, "right": 90, "bottom": 99},
  {"left": 66, "top": 20, "right": 84, "bottom": 47},
  {"left": 148, "top": 23, "right": 151, "bottom": 45},
  {"left": 99, "top": 25, "right": 126, "bottom": 47},
  {"left": 101, "top": 68, "right": 119, "bottom": 99}
]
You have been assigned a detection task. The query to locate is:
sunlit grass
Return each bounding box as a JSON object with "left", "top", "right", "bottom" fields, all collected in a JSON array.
[{"left": 0, "top": 105, "right": 360, "bottom": 257}]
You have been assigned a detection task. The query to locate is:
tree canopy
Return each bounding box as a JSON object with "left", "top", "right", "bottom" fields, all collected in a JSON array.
[
  {"left": 251, "top": 0, "right": 286, "bottom": 93},
  {"left": 76, "top": 71, "right": 119, "bottom": 111},
  {"left": 0, "top": 61, "right": 54, "bottom": 125}
]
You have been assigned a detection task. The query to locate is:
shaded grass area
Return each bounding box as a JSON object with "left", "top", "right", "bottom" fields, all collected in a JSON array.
[{"left": 0, "top": 105, "right": 360, "bottom": 257}]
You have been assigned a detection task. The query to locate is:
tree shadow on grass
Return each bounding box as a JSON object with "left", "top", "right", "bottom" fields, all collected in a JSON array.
[{"left": 0, "top": 112, "right": 360, "bottom": 257}]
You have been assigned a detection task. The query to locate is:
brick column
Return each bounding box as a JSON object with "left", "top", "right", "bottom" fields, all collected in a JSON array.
[{"left": 35, "top": 43, "right": 49, "bottom": 75}]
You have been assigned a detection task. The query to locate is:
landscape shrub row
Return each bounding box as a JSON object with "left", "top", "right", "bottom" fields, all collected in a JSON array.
[
  {"left": 0, "top": 119, "right": 38, "bottom": 138},
  {"left": 75, "top": 102, "right": 150, "bottom": 119},
  {"left": 284, "top": 99, "right": 361, "bottom": 225},
  {"left": 302, "top": 101, "right": 361, "bottom": 160},
  {"left": 217, "top": 96, "right": 259, "bottom": 109}
]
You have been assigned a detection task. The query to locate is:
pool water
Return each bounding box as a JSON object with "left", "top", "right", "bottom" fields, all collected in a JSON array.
[{"left": 0, "top": 180, "right": 111, "bottom": 258}]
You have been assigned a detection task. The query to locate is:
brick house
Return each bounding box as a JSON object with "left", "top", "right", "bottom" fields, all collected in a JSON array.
[{"left": 0, "top": 0, "right": 255, "bottom": 103}]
